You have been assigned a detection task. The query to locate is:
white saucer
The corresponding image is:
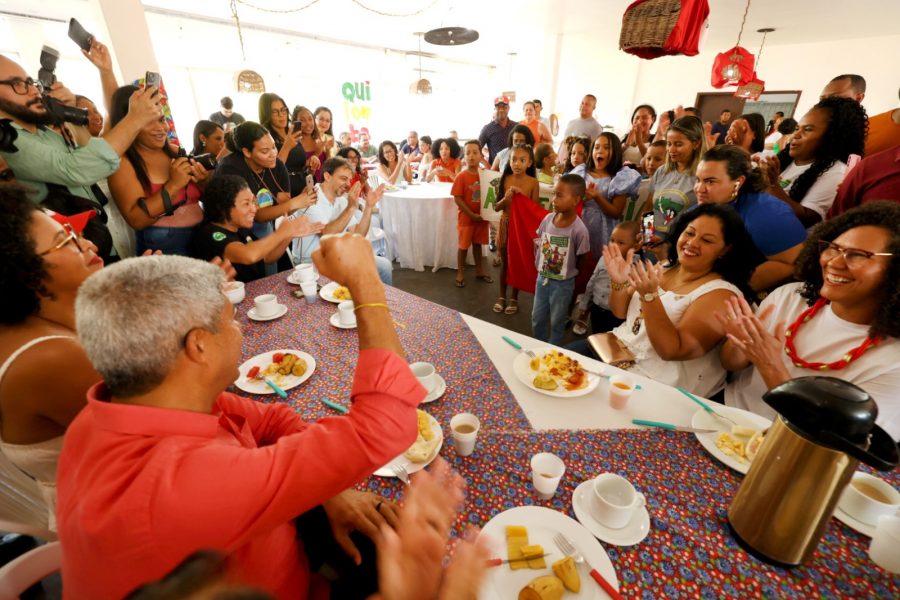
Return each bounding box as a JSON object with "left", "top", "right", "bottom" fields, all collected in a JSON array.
[
  {"left": 833, "top": 505, "right": 877, "bottom": 538},
  {"left": 329, "top": 312, "right": 357, "bottom": 330},
  {"left": 421, "top": 374, "right": 446, "bottom": 404},
  {"left": 287, "top": 272, "right": 319, "bottom": 285},
  {"left": 247, "top": 304, "right": 288, "bottom": 321},
  {"left": 571, "top": 479, "right": 651, "bottom": 546}
]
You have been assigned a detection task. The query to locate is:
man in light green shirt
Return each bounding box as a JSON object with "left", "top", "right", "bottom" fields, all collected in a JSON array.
[{"left": 0, "top": 54, "right": 161, "bottom": 204}]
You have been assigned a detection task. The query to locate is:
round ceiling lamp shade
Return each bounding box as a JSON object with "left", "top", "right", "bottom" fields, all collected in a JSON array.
[
  {"left": 235, "top": 70, "right": 265, "bottom": 93},
  {"left": 409, "top": 78, "right": 433, "bottom": 95},
  {"left": 424, "top": 27, "right": 479, "bottom": 46}
]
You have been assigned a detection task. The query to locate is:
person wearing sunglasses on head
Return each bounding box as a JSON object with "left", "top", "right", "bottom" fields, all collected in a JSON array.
[
  {"left": 718, "top": 202, "right": 900, "bottom": 440},
  {"left": 0, "top": 53, "right": 161, "bottom": 206}
]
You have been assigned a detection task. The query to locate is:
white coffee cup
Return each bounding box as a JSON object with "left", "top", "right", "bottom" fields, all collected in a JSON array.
[
  {"left": 338, "top": 300, "right": 356, "bottom": 326},
  {"left": 838, "top": 472, "right": 900, "bottom": 526},
  {"left": 608, "top": 374, "right": 635, "bottom": 410},
  {"left": 590, "top": 473, "right": 646, "bottom": 529},
  {"left": 531, "top": 453, "right": 565, "bottom": 500},
  {"left": 450, "top": 413, "right": 480, "bottom": 457},
  {"left": 294, "top": 263, "right": 316, "bottom": 283},
  {"left": 410, "top": 362, "right": 436, "bottom": 394},
  {"left": 223, "top": 281, "right": 245, "bottom": 304},
  {"left": 253, "top": 294, "right": 279, "bottom": 318},
  {"left": 869, "top": 514, "right": 900, "bottom": 574}
]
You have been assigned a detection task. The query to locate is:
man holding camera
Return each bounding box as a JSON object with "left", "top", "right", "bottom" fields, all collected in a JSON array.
[{"left": 0, "top": 54, "right": 161, "bottom": 204}]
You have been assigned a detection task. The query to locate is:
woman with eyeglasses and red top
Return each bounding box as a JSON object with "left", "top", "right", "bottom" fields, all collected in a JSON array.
[{"left": 719, "top": 202, "right": 900, "bottom": 440}]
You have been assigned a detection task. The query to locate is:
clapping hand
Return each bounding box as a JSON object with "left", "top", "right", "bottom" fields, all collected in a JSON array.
[
  {"left": 307, "top": 155, "right": 321, "bottom": 173},
  {"left": 602, "top": 242, "right": 634, "bottom": 286},
  {"left": 366, "top": 183, "right": 386, "bottom": 207},
  {"left": 627, "top": 259, "right": 663, "bottom": 295},
  {"left": 282, "top": 214, "right": 324, "bottom": 238},
  {"left": 348, "top": 181, "right": 363, "bottom": 203},
  {"left": 714, "top": 296, "right": 785, "bottom": 370},
  {"left": 703, "top": 121, "right": 718, "bottom": 148}
]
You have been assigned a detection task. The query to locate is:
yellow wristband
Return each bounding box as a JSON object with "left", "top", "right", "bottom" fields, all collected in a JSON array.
[
  {"left": 610, "top": 280, "right": 629, "bottom": 292},
  {"left": 353, "top": 302, "right": 390, "bottom": 312}
]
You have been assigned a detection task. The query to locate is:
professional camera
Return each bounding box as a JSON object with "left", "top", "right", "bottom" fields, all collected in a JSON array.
[
  {"left": 37, "top": 45, "right": 89, "bottom": 127},
  {"left": 190, "top": 153, "right": 217, "bottom": 171}
]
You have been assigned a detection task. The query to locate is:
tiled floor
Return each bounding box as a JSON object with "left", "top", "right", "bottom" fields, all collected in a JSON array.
[{"left": 390, "top": 251, "right": 583, "bottom": 346}]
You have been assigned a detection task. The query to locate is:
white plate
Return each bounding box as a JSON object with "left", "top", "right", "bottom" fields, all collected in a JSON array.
[
  {"left": 286, "top": 272, "right": 319, "bottom": 285},
  {"left": 572, "top": 480, "right": 651, "bottom": 547},
  {"left": 368, "top": 226, "right": 385, "bottom": 242},
  {"left": 247, "top": 304, "right": 288, "bottom": 321},
  {"left": 691, "top": 406, "right": 772, "bottom": 474},
  {"left": 478, "top": 505, "right": 619, "bottom": 600},
  {"left": 832, "top": 506, "right": 877, "bottom": 538},
  {"left": 330, "top": 312, "right": 357, "bottom": 330},
  {"left": 421, "top": 374, "right": 446, "bottom": 404},
  {"left": 234, "top": 349, "right": 316, "bottom": 395},
  {"left": 319, "top": 281, "right": 351, "bottom": 304},
  {"left": 512, "top": 347, "right": 602, "bottom": 398},
  {"left": 374, "top": 411, "right": 443, "bottom": 477}
]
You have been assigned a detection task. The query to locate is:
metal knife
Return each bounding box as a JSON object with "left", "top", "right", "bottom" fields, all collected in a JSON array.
[
  {"left": 485, "top": 553, "right": 552, "bottom": 567},
  {"left": 632, "top": 419, "right": 718, "bottom": 434}
]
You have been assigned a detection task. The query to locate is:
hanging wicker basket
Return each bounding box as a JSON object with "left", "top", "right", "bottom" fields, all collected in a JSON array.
[{"left": 619, "top": 0, "right": 682, "bottom": 52}]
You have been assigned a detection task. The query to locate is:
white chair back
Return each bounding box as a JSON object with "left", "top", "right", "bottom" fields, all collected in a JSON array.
[{"left": 0, "top": 541, "right": 61, "bottom": 598}]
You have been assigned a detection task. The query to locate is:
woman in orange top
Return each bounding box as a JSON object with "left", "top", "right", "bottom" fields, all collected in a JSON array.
[
  {"left": 426, "top": 138, "right": 461, "bottom": 183},
  {"left": 519, "top": 101, "right": 553, "bottom": 146}
]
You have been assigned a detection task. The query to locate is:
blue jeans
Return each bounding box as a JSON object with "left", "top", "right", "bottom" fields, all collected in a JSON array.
[
  {"left": 375, "top": 255, "right": 393, "bottom": 286},
  {"left": 532, "top": 275, "right": 575, "bottom": 345},
  {"left": 136, "top": 226, "right": 193, "bottom": 256}
]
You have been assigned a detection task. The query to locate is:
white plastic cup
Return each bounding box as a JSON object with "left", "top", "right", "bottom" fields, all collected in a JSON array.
[
  {"left": 530, "top": 453, "right": 565, "bottom": 500},
  {"left": 223, "top": 281, "right": 245, "bottom": 304},
  {"left": 838, "top": 472, "right": 900, "bottom": 526},
  {"left": 450, "top": 413, "right": 480, "bottom": 457},
  {"left": 869, "top": 514, "right": 900, "bottom": 574},
  {"left": 410, "top": 362, "right": 437, "bottom": 394},
  {"left": 253, "top": 294, "right": 279, "bottom": 317},
  {"left": 338, "top": 300, "right": 356, "bottom": 326},
  {"left": 608, "top": 374, "right": 635, "bottom": 410},
  {"left": 300, "top": 281, "right": 317, "bottom": 304},
  {"left": 590, "top": 473, "right": 646, "bottom": 529},
  {"left": 294, "top": 263, "right": 316, "bottom": 283}
]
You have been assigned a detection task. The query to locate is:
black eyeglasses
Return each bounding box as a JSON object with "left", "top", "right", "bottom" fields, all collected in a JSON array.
[
  {"left": 818, "top": 240, "right": 893, "bottom": 268},
  {"left": 0, "top": 78, "right": 43, "bottom": 95},
  {"left": 272, "top": 107, "right": 289, "bottom": 116},
  {"left": 38, "top": 223, "right": 85, "bottom": 256}
]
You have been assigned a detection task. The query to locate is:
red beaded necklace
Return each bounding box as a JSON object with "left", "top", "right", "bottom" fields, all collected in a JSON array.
[{"left": 783, "top": 298, "right": 882, "bottom": 370}]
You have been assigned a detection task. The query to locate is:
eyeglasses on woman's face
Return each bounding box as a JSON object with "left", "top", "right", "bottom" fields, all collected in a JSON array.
[
  {"left": 272, "top": 107, "right": 289, "bottom": 116},
  {"left": 38, "top": 223, "right": 84, "bottom": 256},
  {"left": 818, "top": 240, "right": 893, "bottom": 268},
  {"left": 0, "top": 77, "right": 43, "bottom": 95}
]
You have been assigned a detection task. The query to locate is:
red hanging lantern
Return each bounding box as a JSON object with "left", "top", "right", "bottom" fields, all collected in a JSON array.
[
  {"left": 711, "top": 46, "right": 755, "bottom": 88},
  {"left": 734, "top": 28, "right": 774, "bottom": 100}
]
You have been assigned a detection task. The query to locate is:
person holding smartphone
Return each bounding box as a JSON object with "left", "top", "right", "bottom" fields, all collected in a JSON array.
[{"left": 259, "top": 92, "right": 307, "bottom": 195}]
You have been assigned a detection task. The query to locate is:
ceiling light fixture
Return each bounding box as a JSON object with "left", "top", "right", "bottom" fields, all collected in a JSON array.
[
  {"left": 409, "top": 32, "right": 432, "bottom": 95},
  {"left": 424, "top": 26, "right": 479, "bottom": 46}
]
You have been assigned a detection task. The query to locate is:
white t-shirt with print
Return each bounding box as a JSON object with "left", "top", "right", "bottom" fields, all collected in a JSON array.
[
  {"left": 779, "top": 160, "right": 846, "bottom": 218},
  {"left": 726, "top": 283, "right": 900, "bottom": 440}
]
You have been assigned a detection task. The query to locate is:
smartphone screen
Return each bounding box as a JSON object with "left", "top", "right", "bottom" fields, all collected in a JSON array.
[
  {"left": 68, "top": 18, "right": 94, "bottom": 52},
  {"left": 641, "top": 211, "right": 654, "bottom": 244}
]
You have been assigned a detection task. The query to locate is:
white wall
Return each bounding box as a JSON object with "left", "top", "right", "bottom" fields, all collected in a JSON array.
[{"left": 631, "top": 34, "right": 900, "bottom": 127}]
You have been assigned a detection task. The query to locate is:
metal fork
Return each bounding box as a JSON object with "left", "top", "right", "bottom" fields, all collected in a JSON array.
[
  {"left": 390, "top": 462, "right": 411, "bottom": 485},
  {"left": 553, "top": 533, "right": 623, "bottom": 600}
]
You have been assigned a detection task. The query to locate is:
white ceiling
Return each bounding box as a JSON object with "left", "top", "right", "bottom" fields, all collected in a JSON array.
[{"left": 135, "top": 0, "right": 900, "bottom": 66}]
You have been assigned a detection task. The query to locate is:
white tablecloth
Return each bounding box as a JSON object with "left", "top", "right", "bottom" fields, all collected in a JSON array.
[
  {"left": 380, "top": 182, "right": 469, "bottom": 272},
  {"left": 461, "top": 314, "right": 707, "bottom": 431}
]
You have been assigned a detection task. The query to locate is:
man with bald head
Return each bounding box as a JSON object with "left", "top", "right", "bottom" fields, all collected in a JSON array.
[{"left": 0, "top": 53, "right": 160, "bottom": 204}]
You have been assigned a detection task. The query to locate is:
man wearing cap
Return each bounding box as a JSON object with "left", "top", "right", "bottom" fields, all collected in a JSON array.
[
  {"left": 209, "top": 96, "right": 245, "bottom": 128},
  {"left": 478, "top": 96, "right": 517, "bottom": 164}
]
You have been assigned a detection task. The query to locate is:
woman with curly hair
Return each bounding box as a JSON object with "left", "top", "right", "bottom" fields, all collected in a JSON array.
[
  {"left": 426, "top": 138, "right": 461, "bottom": 183},
  {"left": 0, "top": 184, "right": 104, "bottom": 532},
  {"left": 720, "top": 202, "right": 900, "bottom": 439},
  {"left": 764, "top": 96, "right": 868, "bottom": 227},
  {"left": 602, "top": 203, "right": 760, "bottom": 396}
]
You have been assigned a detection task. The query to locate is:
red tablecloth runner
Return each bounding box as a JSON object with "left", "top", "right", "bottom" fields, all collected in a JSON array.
[
  {"left": 238, "top": 275, "right": 531, "bottom": 430},
  {"left": 363, "top": 429, "right": 900, "bottom": 598}
]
